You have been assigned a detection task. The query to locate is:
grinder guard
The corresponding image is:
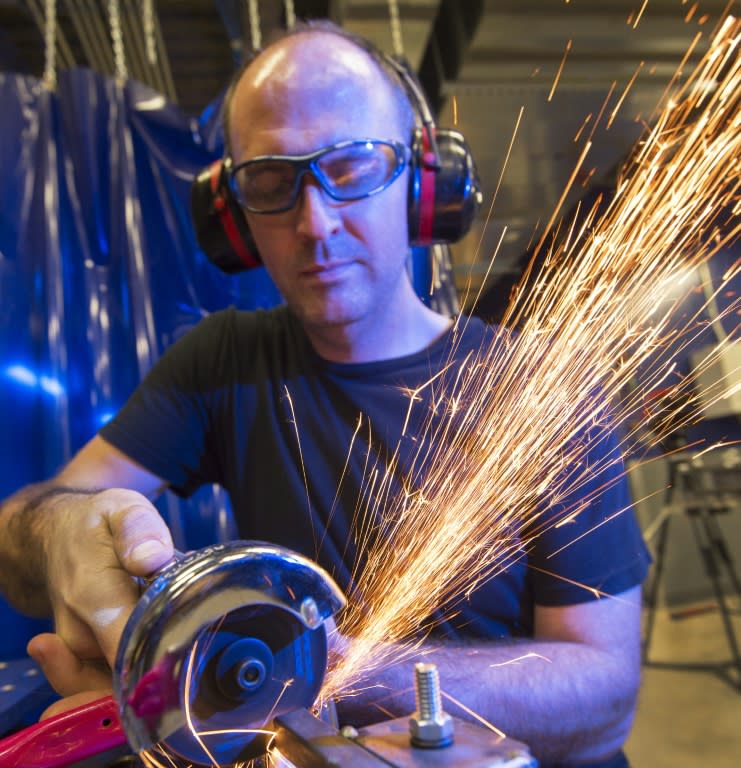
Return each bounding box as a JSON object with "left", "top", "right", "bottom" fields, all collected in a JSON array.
[{"left": 114, "top": 541, "right": 345, "bottom": 765}]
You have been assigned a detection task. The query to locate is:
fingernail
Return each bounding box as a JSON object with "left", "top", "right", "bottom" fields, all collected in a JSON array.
[
  {"left": 130, "top": 539, "right": 166, "bottom": 565},
  {"left": 27, "top": 642, "right": 43, "bottom": 664}
]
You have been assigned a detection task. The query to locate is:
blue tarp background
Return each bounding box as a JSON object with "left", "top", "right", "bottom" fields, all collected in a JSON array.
[{"left": 0, "top": 70, "right": 285, "bottom": 657}]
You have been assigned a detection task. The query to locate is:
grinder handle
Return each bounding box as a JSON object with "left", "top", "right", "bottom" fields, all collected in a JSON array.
[{"left": 0, "top": 694, "right": 126, "bottom": 768}]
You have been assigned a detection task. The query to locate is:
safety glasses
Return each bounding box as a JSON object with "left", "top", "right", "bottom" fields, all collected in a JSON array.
[{"left": 226, "top": 139, "right": 410, "bottom": 214}]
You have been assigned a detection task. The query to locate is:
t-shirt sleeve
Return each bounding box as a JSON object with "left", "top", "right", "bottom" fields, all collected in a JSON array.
[
  {"left": 99, "top": 309, "right": 237, "bottom": 496},
  {"left": 527, "top": 425, "right": 651, "bottom": 605}
]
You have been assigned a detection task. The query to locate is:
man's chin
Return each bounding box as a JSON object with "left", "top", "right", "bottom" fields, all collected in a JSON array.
[{"left": 289, "top": 301, "right": 365, "bottom": 332}]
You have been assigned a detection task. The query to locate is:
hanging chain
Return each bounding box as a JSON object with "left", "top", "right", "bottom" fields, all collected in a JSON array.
[
  {"left": 108, "top": 0, "right": 128, "bottom": 79},
  {"left": 43, "top": 0, "right": 57, "bottom": 89},
  {"left": 248, "top": 0, "right": 262, "bottom": 51},
  {"left": 284, "top": 0, "right": 296, "bottom": 29},
  {"left": 387, "top": 0, "right": 404, "bottom": 58},
  {"left": 142, "top": 0, "right": 157, "bottom": 65}
]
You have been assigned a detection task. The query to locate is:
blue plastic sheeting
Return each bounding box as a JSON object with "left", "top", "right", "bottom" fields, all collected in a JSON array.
[
  {"left": 0, "top": 69, "right": 283, "bottom": 479},
  {"left": 0, "top": 69, "right": 283, "bottom": 657}
]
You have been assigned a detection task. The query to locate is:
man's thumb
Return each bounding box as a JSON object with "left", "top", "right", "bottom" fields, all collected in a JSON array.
[{"left": 106, "top": 494, "right": 174, "bottom": 576}]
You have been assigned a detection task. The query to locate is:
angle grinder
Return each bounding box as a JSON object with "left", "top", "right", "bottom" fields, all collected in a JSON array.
[{"left": 0, "top": 540, "right": 346, "bottom": 767}]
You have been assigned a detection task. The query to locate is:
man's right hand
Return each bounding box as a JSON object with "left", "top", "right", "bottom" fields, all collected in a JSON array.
[{"left": 34, "top": 488, "right": 173, "bottom": 695}]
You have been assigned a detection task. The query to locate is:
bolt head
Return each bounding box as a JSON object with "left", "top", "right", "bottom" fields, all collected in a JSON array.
[
  {"left": 409, "top": 712, "right": 454, "bottom": 747},
  {"left": 300, "top": 596, "right": 321, "bottom": 628}
]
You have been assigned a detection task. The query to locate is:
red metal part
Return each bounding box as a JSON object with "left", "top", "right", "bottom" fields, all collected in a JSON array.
[{"left": 0, "top": 694, "right": 127, "bottom": 768}]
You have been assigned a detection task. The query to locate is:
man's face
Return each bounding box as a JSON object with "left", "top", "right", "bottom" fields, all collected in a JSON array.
[{"left": 228, "top": 34, "right": 414, "bottom": 335}]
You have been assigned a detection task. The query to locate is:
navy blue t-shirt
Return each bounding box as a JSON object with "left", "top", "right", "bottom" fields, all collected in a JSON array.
[{"left": 100, "top": 305, "right": 649, "bottom": 639}]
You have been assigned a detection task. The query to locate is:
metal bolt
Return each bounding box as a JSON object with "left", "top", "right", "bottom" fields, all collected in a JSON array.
[{"left": 409, "top": 662, "right": 454, "bottom": 748}]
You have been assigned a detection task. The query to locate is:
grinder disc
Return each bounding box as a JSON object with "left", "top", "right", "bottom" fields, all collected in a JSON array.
[{"left": 163, "top": 604, "right": 328, "bottom": 765}]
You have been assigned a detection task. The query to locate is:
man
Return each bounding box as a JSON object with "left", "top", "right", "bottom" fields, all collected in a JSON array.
[{"left": 0, "top": 22, "right": 648, "bottom": 767}]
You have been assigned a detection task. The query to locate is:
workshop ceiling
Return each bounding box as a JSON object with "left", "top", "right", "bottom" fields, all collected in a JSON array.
[{"left": 0, "top": 0, "right": 732, "bottom": 303}]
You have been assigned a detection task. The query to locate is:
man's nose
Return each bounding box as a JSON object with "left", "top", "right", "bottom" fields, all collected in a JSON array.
[{"left": 295, "top": 177, "right": 341, "bottom": 240}]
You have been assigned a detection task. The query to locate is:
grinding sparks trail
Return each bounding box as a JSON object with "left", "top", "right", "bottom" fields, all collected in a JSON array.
[{"left": 322, "top": 17, "right": 739, "bottom": 703}]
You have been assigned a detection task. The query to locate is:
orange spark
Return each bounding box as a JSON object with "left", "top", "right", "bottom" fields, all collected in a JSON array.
[
  {"left": 573, "top": 112, "right": 594, "bottom": 143},
  {"left": 632, "top": 0, "right": 649, "bottom": 29},
  {"left": 548, "top": 39, "right": 572, "bottom": 102},
  {"left": 441, "top": 689, "right": 507, "bottom": 738},
  {"left": 489, "top": 652, "right": 553, "bottom": 668},
  {"left": 586, "top": 81, "right": 617, "bottom": 143},
  {"left": 608, "top": 61, "right": 645, "bottom": 129},
  {"left": 284, "top": 385, "right": 317, "bottom": 551}
]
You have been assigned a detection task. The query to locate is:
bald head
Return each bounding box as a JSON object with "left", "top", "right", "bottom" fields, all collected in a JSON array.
[{"left": 224, "top": 26, "right": 415, "bottom": 160}]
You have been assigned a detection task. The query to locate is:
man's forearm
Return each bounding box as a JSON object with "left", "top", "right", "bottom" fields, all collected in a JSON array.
[
  {"left": 0, "top": 483, "right": 84, "bottom": 615},
  {"left": 335, "top": 637, "right": 638, "bottom": 765}
]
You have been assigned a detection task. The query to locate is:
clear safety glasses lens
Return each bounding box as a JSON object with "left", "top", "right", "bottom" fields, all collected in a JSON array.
[{"left": 228, "top": 140, "right": 408, "bottom": 214}]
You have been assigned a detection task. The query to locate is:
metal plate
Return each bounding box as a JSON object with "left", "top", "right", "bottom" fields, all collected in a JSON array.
[{"left": 358, "top": 715, "right": 538, "bottom": 768}]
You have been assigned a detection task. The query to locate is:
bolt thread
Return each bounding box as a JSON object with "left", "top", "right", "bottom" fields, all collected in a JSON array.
[{"left": 414, "top": 662, "right": 442, "bottom": 720}]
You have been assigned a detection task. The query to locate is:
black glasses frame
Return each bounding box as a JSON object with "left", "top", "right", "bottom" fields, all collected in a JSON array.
[{"left": 226, "top": 139, "right": 410, "bottom": 214}]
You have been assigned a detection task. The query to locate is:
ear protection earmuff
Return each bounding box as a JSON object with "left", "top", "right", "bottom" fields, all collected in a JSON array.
[
  {"left": 191, "top": 160, "right": 260, "bottom": 273},
  {"left": 407, "top": 126, "right": 481, "bottom": 247},
  {"left": 190, "top": 52, "right": 482, "bottom": 273}
]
